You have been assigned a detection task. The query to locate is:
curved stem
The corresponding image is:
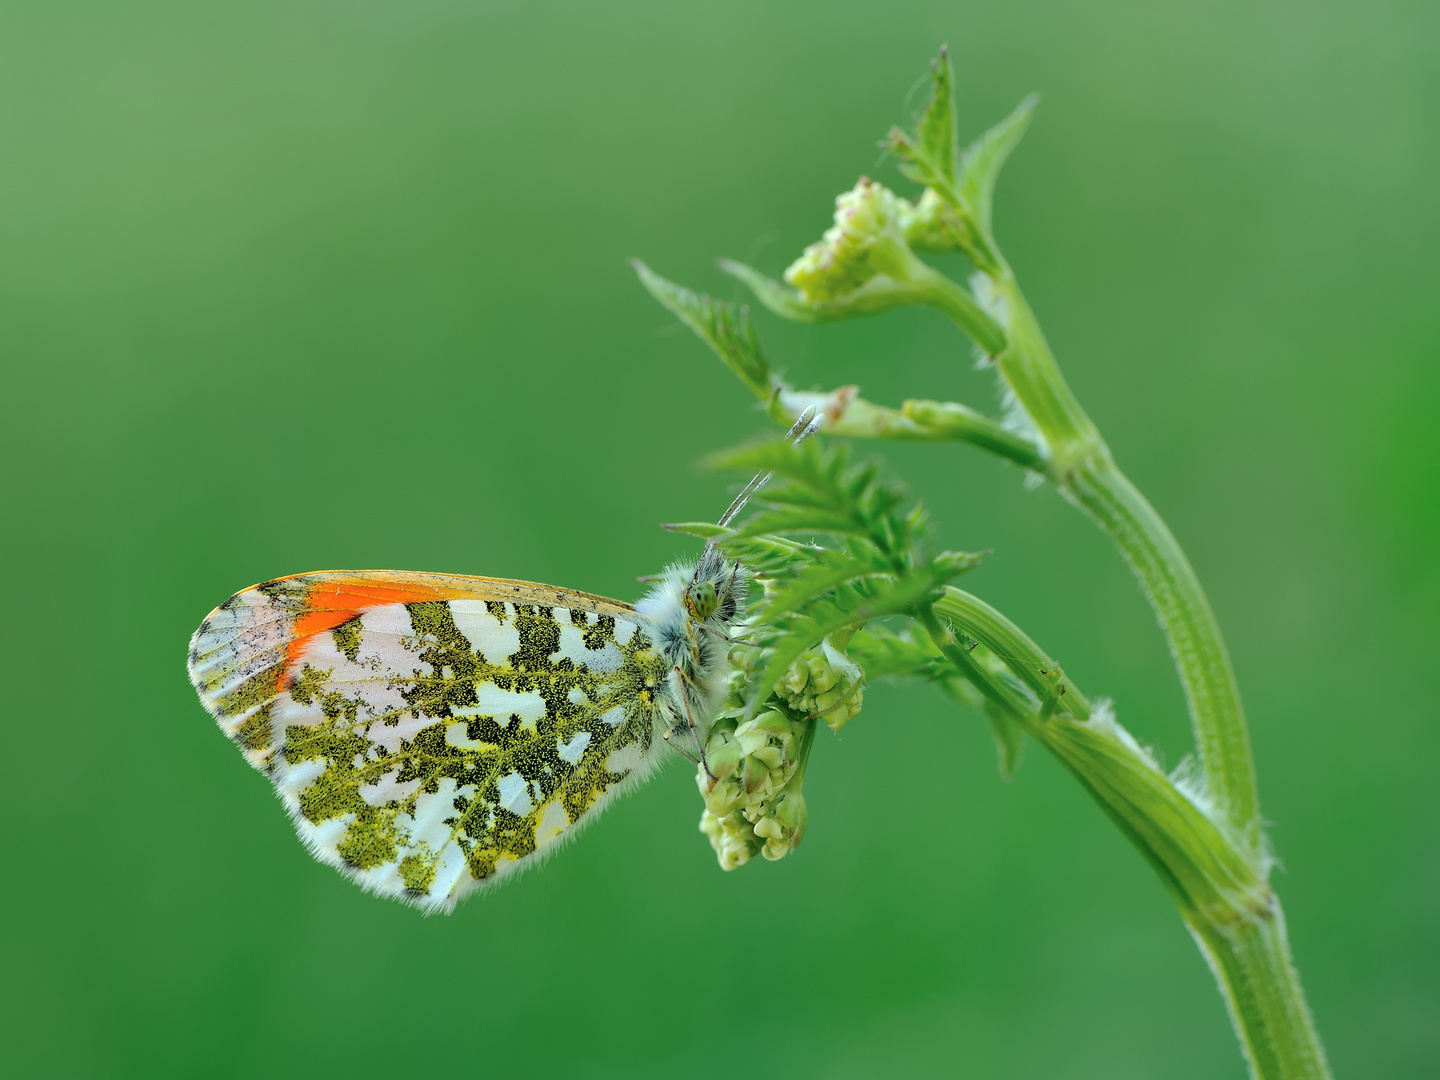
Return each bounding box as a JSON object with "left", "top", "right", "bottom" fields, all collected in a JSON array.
[
  {"left": 930, "top": 267, "right": 1259, "bottom": 841},
  {"left": 1066, "top": 459, "right": 1259, "bottom": 837},
  {"left": 920, "top": 270, "right": 1103, "bottom": 466},
  {"left": 927, "top": 589, "right": 1329, "bottom": 1079},
  {"left": 913, "top": 265, "right": 1009, "bottom": 356}
]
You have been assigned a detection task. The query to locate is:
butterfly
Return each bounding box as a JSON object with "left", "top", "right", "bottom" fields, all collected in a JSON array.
[{"left": 187, "top": 411, "right": 820, "bottom": 913}]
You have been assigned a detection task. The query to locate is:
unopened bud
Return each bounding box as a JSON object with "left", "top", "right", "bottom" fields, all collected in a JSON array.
[
  {"left": 759, "top": 791, "right": 808, "bottom": 861},
  {"left": 902, "top": 187, "right": 971, "bottom": 253},
  {"left": 696, "top": 704, "right": 815, "bottom": 870},
  {"left": 774, "top": 639, "right": 865, "bottom": 732},
  {"left": 784, "top": 178, "right": 924, "bottom": 303},
  {"left": 699, "top": 808, "right": 761, "bottom": 870}
]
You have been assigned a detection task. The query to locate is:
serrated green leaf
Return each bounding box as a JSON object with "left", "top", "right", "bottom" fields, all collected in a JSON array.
[
  {"left": 846, "top": 625, "right": 983, "bottom": 708},
  {"left": 932, "top": 549, "right": 988, "bottom": 577},
  {"left": 746, "top": 572, "right": 942, "bottom": 711},
  {"left": 663, "top": 521, "right": 728, "bottom": 540},
  {"left": 958, "top": 94, "right": 1037, "bottom": 234},
  {"left": 724, "top": 508, "right": 866, "bottom": 542},
  {"left": 715, "top": 259, "right": 823, "bottom": 322},
  {"left": 916, "top": 47, "right": 957, "bottom": 186},
  {"left": 632, "top": 260, "right": 771, "bottom": 397},
  {"left": 886, "top": 127, "right": 953, "bottom": 204},
  {"left": 846, "top": 625, "right": 939, "bottom": 680},
  {"left": 755, "top": 555, "right": 895, "bottom": 625}
]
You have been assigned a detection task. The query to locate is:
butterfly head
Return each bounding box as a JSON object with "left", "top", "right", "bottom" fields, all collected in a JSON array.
[
  {"left": 686, "top": 543, "right": 748, "bottom": 628},
  {"left": 684, "top": 578, "right": 718, "bottom": 620}
]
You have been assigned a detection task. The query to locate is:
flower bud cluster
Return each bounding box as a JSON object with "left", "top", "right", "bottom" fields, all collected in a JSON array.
[
  {"left": 783, "top": 178, "right": 919, "bottom": 302},
  {"left": 775, "top": 640, "right": 864, "bottom": 733},
  {"left": 902, "top": 187, "right": 970, "bottom": 253},
  {"left": 697, "top": 709, "right": 811, "bottom": 869}
]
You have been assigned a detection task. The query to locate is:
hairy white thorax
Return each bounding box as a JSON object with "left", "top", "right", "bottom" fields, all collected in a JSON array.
[{"left": 635, "top": 553, "right": 748, "bottom": 744}]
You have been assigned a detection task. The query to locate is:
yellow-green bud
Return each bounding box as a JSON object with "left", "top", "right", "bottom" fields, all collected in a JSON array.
[
  {"left": 783, "top": 178, "right": 920, "bottom": 302},
  {"left": 901, "top": 187, "right": 971, "bottom": 253},
  {"left": 696, "top": 706, "right": 814, "bottom": 870},
  {"left": 774, "top": 640, "right": 864, "bottom": 732},
  {"left": 760, "top": 791, "right": 808, "bottom": 861},
  {"left": 699, "top": 808, "right": 761, "bottom": 870}
]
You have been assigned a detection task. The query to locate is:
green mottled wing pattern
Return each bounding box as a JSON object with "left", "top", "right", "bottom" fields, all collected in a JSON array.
[{"left": 188, "top": 572, "right": 673, "bottom": 912}]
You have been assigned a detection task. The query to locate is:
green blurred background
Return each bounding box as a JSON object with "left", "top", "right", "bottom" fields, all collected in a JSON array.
[{"left": 3, "top": 1, "right": 1435, "bottom": 1076}]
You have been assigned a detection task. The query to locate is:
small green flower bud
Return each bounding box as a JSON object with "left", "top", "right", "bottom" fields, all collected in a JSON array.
[
  {"left": 774, "top": 639, "right": 865, "bottom": 732},
  {"left": 759, "top": 792, "right": 808, "bottom": 861},
  {"left": 806, "top": 653, "right": 839, "bottom": 693},
  {"left": 751, "top": 709, "right": 796, "bottom": 738},
  {"left": 783, "top": 178, "right": 923, "bottom": 303},
  {"left": 699, "top": 809, "right": 761, "bottom": 870},
  {"left": 698, "top": 772, "right": 741, "bottom": 818},
  {"left": 702, "top": 725, "right": 743, "bottom": 782},
  {"left": 742, "top": 751, "right": 771, "bottom": 795},
  {"left": 697, "top": 703, "right": 816, "bottom": 870},
  {"left": 902, "top": 187, "right": 971, "bottom": 253}
]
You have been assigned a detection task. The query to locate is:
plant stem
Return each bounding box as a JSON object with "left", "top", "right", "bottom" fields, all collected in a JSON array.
[
  {"left": 1066, "top": 458, "right": 1259, "bottom": 837},
  {"left": 926, "top": 590, "right": 1330, "bottom": 1079},
  {"left": 914, "top": 265, "right": 1009, "bottom": 356},
  {"left": 774, "top": 388, "right": 1045, "bottom": 471},
  {"left": 921, "top": 269, "right": 1103, "bottom": 468},
  {"left": 928, "top": 266, "right": 1259, "bottom": 842}
]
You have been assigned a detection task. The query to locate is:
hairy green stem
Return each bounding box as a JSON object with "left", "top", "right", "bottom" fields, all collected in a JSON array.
[
  {"left": 1066, "top": 458, "right": 1258, "bottom": 836},
  {"left": 922, "top": 271, "right": 1103, "bottom": 466},
  {"left": 926, "top": 590, "right": 1329, "bottom": 1079},
  {"left": 775, "top": 389, "right": 1044, "bottom": 471},
  {"left": 914, "top": 265, "right": 1009, "bottom": 356},
  {"left": 933, "top": 267, "right": 1259, "bottom": 841}
]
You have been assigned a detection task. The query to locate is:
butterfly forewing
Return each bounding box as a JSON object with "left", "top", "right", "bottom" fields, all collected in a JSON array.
[{"left": 188, "top": 571, "right": 671, "bottom": 912}]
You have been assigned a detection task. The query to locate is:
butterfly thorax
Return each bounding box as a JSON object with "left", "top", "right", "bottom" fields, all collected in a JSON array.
[{"left": 633, "top": 551, "right": 747, "bottom": 743}]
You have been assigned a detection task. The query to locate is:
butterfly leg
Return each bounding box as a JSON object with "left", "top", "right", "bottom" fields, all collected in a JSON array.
[
  {"left": 660, "top": 725, "right": 702, "bottom": 766},
  {"left": 667, "top": 665, "right": 712, "bottom": 768},
  {"left": 695, "top": 622, "right": 759, "bottom": 647}
]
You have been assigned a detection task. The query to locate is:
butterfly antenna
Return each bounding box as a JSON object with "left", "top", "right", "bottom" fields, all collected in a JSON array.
[
  {"left": 715, "top": 407, "right": 823, "bottom": 529},
  {"left": 694, "top": 407, "right": 823, "bottom": 586}
]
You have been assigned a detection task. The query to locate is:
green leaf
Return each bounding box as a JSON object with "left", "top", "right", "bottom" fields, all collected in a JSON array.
[
  {"left": 723, "top": 507, "right": 867, "bottom": 542},
  {"left": 746, "top": 572, "right": 942, "bottom": 711},
  {"left": 958, "top": 94, "right": 1037, "bottom": 234},
  {"left": 846, "top": 625, "right": 984, "bottom": 708},
  {"left": 706, "top": 438, "right": 831, "bottom": 489},
  {"left": 631, "top": 260, "right": 771, "bottom": 397},
  {"left": 885, "top": 54, "right": 961, "bottom": 209},
  {"left": 714, "top": 259, "right": 821, "bottom": 322},
  {"left": 886, "top": 127, "right": 951, "bottom": 202},
  {"left": 932, "top": 549, "right": 988, "bottom": 577},
  {"left": 846, "top": 625, "right": 938, "bottom": 679},
  {"left": 756, "top": 553, "right": 895, "bottom": 625},
  {"left": 985, "top": 703, "right": 1026, "bottom": 780},
  {"left": 916, "top": 46, "right": 957, "bottom": 187},
  {"left": 663, "top": 521, "right": 728, "bottom": 541}
]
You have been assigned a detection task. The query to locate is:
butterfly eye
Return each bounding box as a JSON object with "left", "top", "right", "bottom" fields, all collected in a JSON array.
[{"left": 685, "top": 579, "right": 718, "bottom": 620}]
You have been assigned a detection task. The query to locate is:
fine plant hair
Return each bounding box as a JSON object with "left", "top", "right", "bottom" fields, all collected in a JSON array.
[{"left": 636, "top": 46, "right": 1331, "bottom": 1080}]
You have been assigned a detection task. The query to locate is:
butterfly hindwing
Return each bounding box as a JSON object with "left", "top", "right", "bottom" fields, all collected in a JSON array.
[{"left": 188, "top": 571, "right": 673, "bottom": 911}]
